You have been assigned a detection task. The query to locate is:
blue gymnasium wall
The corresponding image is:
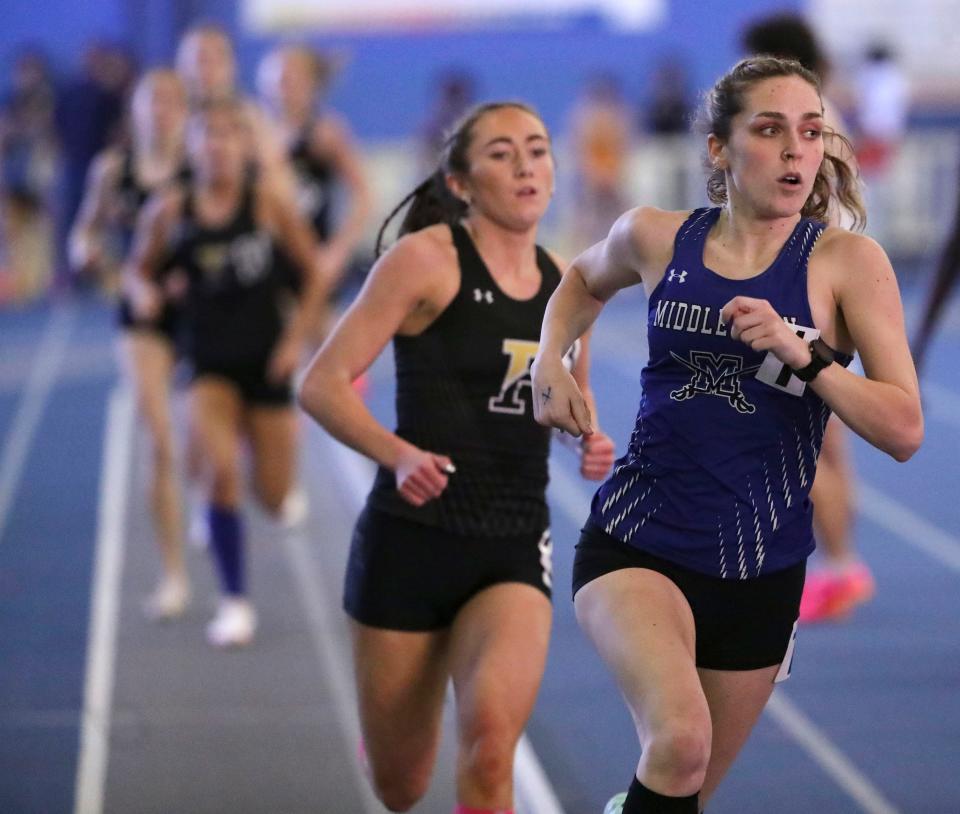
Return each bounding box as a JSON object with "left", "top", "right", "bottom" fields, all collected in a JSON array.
[
  {"left": 1, "top": 0, "right": 799, "bottom": 139},
  {"left": 3, "top": 0, "right": 127, "bottom": 68}
]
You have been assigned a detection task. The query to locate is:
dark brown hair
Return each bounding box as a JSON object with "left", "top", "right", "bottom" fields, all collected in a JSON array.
[{"left": 695, "top": 56, "right": 865, "bottom": 229}]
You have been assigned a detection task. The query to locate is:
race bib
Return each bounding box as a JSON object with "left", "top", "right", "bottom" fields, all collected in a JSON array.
[{"left": 755, "top": 324, "right": 820, "bottom": 397}]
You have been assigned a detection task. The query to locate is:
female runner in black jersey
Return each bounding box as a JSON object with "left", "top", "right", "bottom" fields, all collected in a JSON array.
[
  {"left": 299, "top": 102, "right": 615, "bottom": 814},
  {"left": 128, "top": 97, "right": 326, "bottom": 647},
  {"left": 70, "top": 68, "right": 190, "bottom": 620},
  {"left": 175, "top": 24, "right": 315, "bottom": 527},
  {"left": 256, "top": 43, "right": 371, "bottom": 332},
  {"left": 175, "top": 24, "right": 295, "bottom": 200}
]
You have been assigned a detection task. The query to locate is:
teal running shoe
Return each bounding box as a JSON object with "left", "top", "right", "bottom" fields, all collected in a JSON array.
[{"left": 603, "top": 791, "right": 628, "bottom": 814}]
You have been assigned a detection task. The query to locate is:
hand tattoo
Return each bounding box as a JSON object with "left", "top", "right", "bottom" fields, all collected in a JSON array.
[{"left": 541, "top": 386, "right": 553, "bottom": 404}]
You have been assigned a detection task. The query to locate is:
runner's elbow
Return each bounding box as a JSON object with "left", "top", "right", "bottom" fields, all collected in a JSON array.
[
  {"left": 887, "top": 411, "right": 923, "bottom": 462},
  {"left": 295, "top": 365, "right": 329, "bottom": 419}
]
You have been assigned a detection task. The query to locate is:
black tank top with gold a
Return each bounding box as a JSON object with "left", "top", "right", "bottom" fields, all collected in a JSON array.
[
  {"left": 115, "top": 150, "right": 191, "bottom": 335},
  {"left": 114, "top": 149, "right": 192, "bottom": 248},
  {"left": 366, "top": 223, "right": 562, "bottom": 538},
  {"left": 168, "top": 180, "right": 289, "bottom": 370},
  {"left": 289, "top": 121, "right": 336, "bottom": 242}
]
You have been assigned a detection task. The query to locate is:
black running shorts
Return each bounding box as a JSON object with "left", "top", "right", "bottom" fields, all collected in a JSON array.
[
  {"left": 344, "top": 506, "right": 553, "bottom": 631},
  {"left": 192, "top": 361, "right": 292, "bottom": 406},
  {"left": 572, "top": 521, "right": 805, "bottom": 672},
  {"left": 118, "top": 296, "right": 180, "bottom": 344}
]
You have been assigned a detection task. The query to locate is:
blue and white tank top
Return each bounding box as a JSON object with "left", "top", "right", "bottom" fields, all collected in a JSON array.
[{"left": 589, "top": 207, "right": 851, "bottom": 579}]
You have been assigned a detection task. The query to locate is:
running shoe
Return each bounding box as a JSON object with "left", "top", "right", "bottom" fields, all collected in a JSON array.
[
  {"left": 603, "top": 792, "right": 627, "bottom": 814},
  {"left": 280, "top": 483, "right": 310, "bottom": 529},
  {"left": 143, "top": 575, "right": 190, "bottom": 621},
  {"left": 206, "top": 598, "right": 257, "bottom": 648},
  {"left": 799, "top": 563, "right": 875, "bottom": 623}
]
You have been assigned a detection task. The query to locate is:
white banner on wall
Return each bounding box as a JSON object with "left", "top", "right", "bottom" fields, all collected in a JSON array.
[
  {"left": 810, "top": 0, "right": 960, "bottom": 90},
  {"left": 243, "top": 0, "right": 665, "bottom": 33}
]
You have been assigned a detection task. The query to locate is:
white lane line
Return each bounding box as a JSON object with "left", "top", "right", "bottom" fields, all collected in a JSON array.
[
  {"left": 0, "top": 306, "right": 73, "bottom": 545},
  {"left": 765, "top": 694, "right": 901, "bottom": 814},
  {"left": 73, "top": 387, "right": 134, "bottom": 814},
  {"left": 857, "top": 483, "right": 960, "bottom": 574},
  {"left": 282, "top": 522, "right": 383, "bottom": 814},
  {"left": 513, "top": 735, "right": 567, "bottom": 814},
  {"left": 325, "top": 437, "right": 566, "bottom": 814},
  {"left": 547, "top": 463, "right": 901, "bottom": 814}
]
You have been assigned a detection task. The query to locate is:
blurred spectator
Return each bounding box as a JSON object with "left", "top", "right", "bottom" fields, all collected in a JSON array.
[
  {"left": 851, "top": 41, "right": 908, "bottom": 245},
  {"left": 742, "top": 13, "right": 825, "bottom": 77},
  {"left": 418, "top": 69, "right": 476, "bottom": 173},
  {"left": 644, "top": 57, "right": 691, "bottom": 136},
  {"left": 854, "top": 42, "right": 909, "bottom": 176},
  {"left": 640, "top": 56, "right": 694, "bottom": 211},
  {"left": 567, "top": 72, "right": 633, "bottom": 249},
  {"left": 912, "top": 144, "right": 960, "bottom": 373},
  {"left": 0, "top": 47, "right": 59, "bottom": 303},
  {"left": 741, "top": 12, "right": 874, "bottom": 627},
  {"left": 54, "top": 42, "right": 135, "bottom": 290}
]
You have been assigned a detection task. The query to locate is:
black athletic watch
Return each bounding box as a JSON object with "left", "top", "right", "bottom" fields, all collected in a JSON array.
[{"left": 791, "top": 337, "right": 835, "bottom": 382}]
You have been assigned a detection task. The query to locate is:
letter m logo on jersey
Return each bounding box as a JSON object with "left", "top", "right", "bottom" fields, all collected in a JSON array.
[
  {"left": 489, "top": 339, "right": 539, "bottom": 415},
  {"left": 669, "top": 350, "right": 761, "bottom": 414}
]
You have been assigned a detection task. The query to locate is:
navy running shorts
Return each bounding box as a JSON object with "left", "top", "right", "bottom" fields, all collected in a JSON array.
[{"left": 572, "top": 520, "right": 805, "bottom": 672}]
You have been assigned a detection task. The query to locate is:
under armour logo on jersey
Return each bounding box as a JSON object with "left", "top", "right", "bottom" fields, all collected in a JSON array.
[
  {"left": 667, "top": 269, "right": 688, "bottom": 284},
  {"left": 473, "top": 288, "right": 494, "bottom": 304},
  {"left": 669, "top": 350, "right": 761, "bottom": 414}
]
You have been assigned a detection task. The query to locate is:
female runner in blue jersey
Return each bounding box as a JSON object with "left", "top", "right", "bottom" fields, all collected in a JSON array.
[
  {"left": 299, "top": 102, "right": 615, "bottom": 814},
  {"left": 532, "top": 56, "right": 922, "bottom": 814}
]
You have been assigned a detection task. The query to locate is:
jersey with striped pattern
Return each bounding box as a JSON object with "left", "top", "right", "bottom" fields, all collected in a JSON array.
[{"left": 589, "top": 207, "right": 851, "bottom": 579}]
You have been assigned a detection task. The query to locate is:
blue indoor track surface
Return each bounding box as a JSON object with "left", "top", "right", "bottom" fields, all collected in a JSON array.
[{"left": 1, "top": 274, "right": 958, "bottom": 814}]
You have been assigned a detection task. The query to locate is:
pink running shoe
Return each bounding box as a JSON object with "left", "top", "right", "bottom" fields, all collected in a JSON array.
[
  {"left": 352, "top": 372, "right": 370, "bottom": 400},
  {"left": 357, "top": 738, "right": 371, "bottom": 781},
  {"left": 799, "top": 563, "right": 876, "bottom": 624}
]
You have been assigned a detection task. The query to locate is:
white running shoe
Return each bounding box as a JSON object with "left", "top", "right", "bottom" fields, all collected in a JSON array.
[
  {"left": 280, "top": 484, "right": 310, "bottom": 529},
  {"left": 143, "top": 576, "right": 191, "bottom": 622},
  {"left": 206, "top": 598, "right": 257, "bottom": 649},
  {"left": 603, "top": 792, "right": 627, "bottom": 814}
]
